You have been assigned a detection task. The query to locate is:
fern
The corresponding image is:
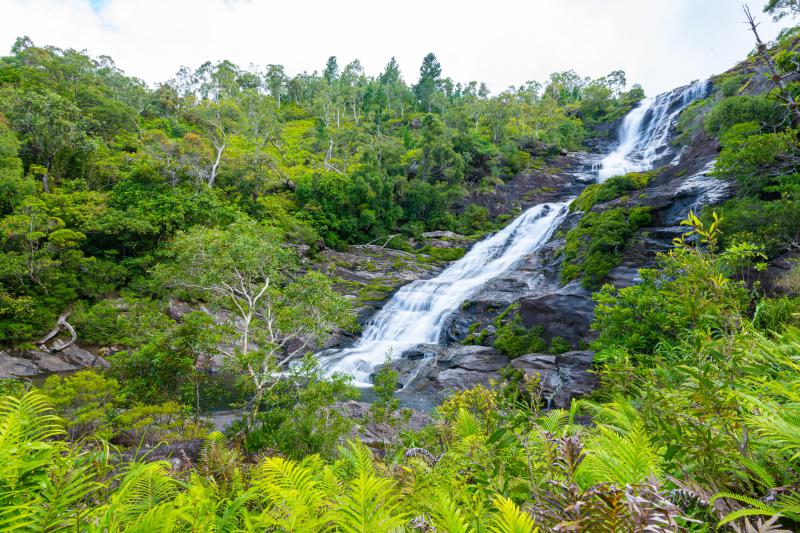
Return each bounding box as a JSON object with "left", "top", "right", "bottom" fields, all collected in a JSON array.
[
  {"left": 329, "top": 472, "right": 407, "bottom": 532},
  {"left": 488, "top": 495, "right": 537, "bottom": 533},
  {"left": 578, "top": 420, "right": 662, "bottom": 487},
  {"left": 453, "top": 408, "right": 484, "bottom": 441},
  {"left": 251, "top": 456, "right": 329, "bottom": 530},
  {"left": 99, "top": 461, "right": 182, "bottom": 530},
  {"left": 430, "top": 493, "right": 470, "bottom": 533}
]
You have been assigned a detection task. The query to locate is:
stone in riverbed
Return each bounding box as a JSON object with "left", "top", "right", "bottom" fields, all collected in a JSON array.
[{"left": 0, "top": 354, "right": 41, "bottom": 378}]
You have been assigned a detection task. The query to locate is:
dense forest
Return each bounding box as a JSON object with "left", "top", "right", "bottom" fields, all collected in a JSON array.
[{"left": 1, "top": 1, "right": 800, "bottom": 531}]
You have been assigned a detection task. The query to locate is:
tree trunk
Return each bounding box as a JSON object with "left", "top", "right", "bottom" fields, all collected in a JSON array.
[
  {"left": 744, "top": 5, "right": 800, "bottom": 125},
  {"left": 208, "top": 143, "right": 225, "bottom": 187}
]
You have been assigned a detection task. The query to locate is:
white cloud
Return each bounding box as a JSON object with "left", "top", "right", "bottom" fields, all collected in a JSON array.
[{"left": 1, "top": 0, "right": 788, "bottom": 95}]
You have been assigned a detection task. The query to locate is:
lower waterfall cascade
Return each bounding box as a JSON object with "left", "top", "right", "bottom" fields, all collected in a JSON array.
[
  {"left": 319, "top": 202, "right": 569, "bottom": 386},
  {"left": 318, "top": 78, "right": 714, "bottom": 385}
]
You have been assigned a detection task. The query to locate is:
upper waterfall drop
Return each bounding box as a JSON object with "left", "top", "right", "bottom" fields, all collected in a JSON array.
[
  {"left": 319, "top": 201, "right": 569, "bottom": 386},
  {"left": 597, "top": 80, "right": 710, "bottom": 181}
]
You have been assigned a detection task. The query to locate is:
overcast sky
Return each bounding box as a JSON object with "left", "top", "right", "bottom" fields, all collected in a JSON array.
[{"left": 1, "top": 0, "right": 791, "bottom": 96}]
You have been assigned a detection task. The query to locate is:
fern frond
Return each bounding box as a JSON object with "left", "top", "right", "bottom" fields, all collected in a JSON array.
[
  {"left": 453, "top": 408, "right": 483, "bottom": 441},
  {"left": 430, "top": 493, "right": 470, "bottom": 533},
  {"left": 330, "top": 472, "right": 407, "bottom": 532},
  {"left": 488, "top": 495, "right": 537, "bottom": 533}
]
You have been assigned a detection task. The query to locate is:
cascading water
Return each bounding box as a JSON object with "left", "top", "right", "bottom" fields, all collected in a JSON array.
[
  {"left": 319, "top": 202, "right": 569, "bottom": 385},
  {"left": 597, "top": 80, "right": 710, "bottom": 181},
  {"left": 318, "top": 79, "right": 713, "bottom": 386}
]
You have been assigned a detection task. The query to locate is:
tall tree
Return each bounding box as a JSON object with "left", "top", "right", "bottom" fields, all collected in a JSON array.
[
  {"left": 763, "top": 0, "right": 800, "bottom": 19},
  {"left": 415, "top": 53, "right": 442, "bottom": 112},
  {"left": 0, "top": 90, "right": 89, "bottom": 193},
  {"left": 154, "top": 220, "right": 354, "bottom": 431},
  {"left": 264, "top": 64, "right": 286, "bottom": 107}
]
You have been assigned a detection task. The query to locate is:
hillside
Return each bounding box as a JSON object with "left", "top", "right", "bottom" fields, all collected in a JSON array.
[{"left": 0, "top": 3, "right": 800, "bottom": 530}]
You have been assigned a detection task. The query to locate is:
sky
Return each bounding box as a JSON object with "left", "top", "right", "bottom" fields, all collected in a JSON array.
[{"left": 1, "top": 0, "right": 791, "bottom": 96}]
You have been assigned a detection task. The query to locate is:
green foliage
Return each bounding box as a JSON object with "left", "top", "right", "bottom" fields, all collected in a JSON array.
[
  {"left": 372, "top": 356, "right": 400, "bottom": 417},
  {"left": 41, "top": 370, "right": 119, "bottom": 440},
  {"left": 493, "top": 315, "right": 547, "bottom": 357},
  {"left": 233, "top": 356, "right": 358, "bottom": 458},
  {"left": 561, "top": 206, "right": 651, "bottom": 288},
  {"left": 419, "top": 245, "right": 466, "bottom": 262},
  {"left": 704, "top": 95, "right": 786, "bottom": 137},
  {"left": 571, "top": 170, "right": 654, "bottom": 212}
]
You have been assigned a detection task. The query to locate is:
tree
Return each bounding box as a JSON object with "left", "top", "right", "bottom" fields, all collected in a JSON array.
[
  {"left": 380, "top": 57, "right": 404, "bottom": 119},
  {"left": 763, "top": 0, "right": 800, "bottom": 20},
  {"left": 323, "top": 56, "right": 339, "bottom": 85},
  {"left": 0, "top": 114, "right": 33, "bottom": 215},
  {"left": 1, "top": 89, "right": 89, "bottom": 192},
  {"left": 154, "top": 219, "right": 354, "bottom": 430},
  {"left": 415, "top": 53, "right": 442, "bottom": 112},
  {"left": 744, "top": 5, "right": 800, "bottom": 125},
  {"left": 265, "top": 64, "right": 286, "bottom": 106},
  {"left": 196, "top": 98, "right": 243, "bottom": 187}
]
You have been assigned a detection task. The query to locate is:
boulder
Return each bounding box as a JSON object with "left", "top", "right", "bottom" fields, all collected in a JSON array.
[
  {"left": 0, "top": 345, "right": 109, "bottom": 379},
  {"left": 0, "top": 354, "right": 40, "bottom": 378},
  {"left": 519, "top": 282, "right": 595, "bottom": 345},
  {"left": 393, "top": 345, "right": 510, "bottom": 407},
  {"left": 511, "top": 351, "right": 598, "bottom": 408},
  {"left": 61, "top": 345, "right": 109, "bottom": 368},
  {"left": 31, "top": 352, "right": 78, "bottom": 373}
]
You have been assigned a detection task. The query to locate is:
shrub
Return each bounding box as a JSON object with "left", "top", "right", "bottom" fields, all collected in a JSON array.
[
  {"left": 571, "top": 171, "right": 654, "bottom": 212},
  {"left": 704, "top": 95, "right": 785, "bottom": 137},
  {"left": 419, "top": 246, "right": 466, "bottom": 262},
  {"left": 493, "top": 316, "right": 547, "bottom": 357},
  {"left": 41, "top": 370, "right": 119, "bottom": 440}
]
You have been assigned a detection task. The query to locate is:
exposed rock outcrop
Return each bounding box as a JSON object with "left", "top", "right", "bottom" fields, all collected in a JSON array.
[
  {"left": 510, "top": 351, "right": 597, "bottom": 409},
  {"left": 0, "top": 345, "right": 109, "bottom": 379},
  {"left": 519, "top": 282, "right": 596, "bottom": 345},
  {"left": 391, "top": 345, "right": 510, "bottom": 409}
]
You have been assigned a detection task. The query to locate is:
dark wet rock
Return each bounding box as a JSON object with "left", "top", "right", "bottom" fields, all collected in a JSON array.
[
  {"left": 61, "top": 345, "right": 109, "bottom": 368},
  {"left": 392, "top": 345, "right": 509, "bottom": 408},
  {"left": 0, "top": 354, "right": 41, "bottom": 378},
  {"left": 511, "top": 351, "right": 598, "bottom": 408},
  {"left": 0, "top": 345, "right": 108, "bottom": 378},
  {"left": 519, "top": 282, "right": 596, "bottom": 345},
  {"left": 31, "top": 352, "right": 78, "bottom": 373}
]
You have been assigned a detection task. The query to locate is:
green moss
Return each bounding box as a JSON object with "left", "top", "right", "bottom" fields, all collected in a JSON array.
[
  {"left": 418, "top": 246, "right": 466, "bottom": 262},
  {"left": 571, "top": 170, "right": 656, "bottom": 212},
  {"left": 493, "top": 315, "right": 546, "bottom": 358},
  {"left": 561, "top": 206, "right": 652, "bottom": 289}
]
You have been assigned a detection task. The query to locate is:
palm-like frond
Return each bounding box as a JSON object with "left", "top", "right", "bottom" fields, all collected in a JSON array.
[
  {"left": 99, "top": 461, "right": 182, "bottom": 530},
  {"left": 578, "top": 421, "right": 662, "bottom": 487},
  {"left": 251, "top": 456, "right": 329, "bottom": 529},
  {"left": 329, "top": 472, "right": 407, "bottom": 532},
  {"left": 453, "top": 409, "right": 483, "bottom": 441},
  {"left": 430, "top": 493, "right": 470, "bottom": 533},
  {"left": 487, "top": 496, "right": 537, "bottom": 533}
]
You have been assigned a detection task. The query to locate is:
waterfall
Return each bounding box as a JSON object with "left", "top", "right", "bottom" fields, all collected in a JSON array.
[
  {"left": 318, "top": 79, "right": 712, "bottom": 386},
  {"left": 319, "top": 202, "right": 569, "bottom": 385},
  {"left": 597, "top": 80, "right": 710, "bottom": 181}
]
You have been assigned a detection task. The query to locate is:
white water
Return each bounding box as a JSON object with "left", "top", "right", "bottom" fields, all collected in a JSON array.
[
  {"left": 320, "top": 202, "right": 569, "bottom": 385},
  {"left": 597, "top": 80, "right": 710, "bottom": 181},
  {"left": 319, "top": 79, "right": 713, "bottom": 385}
]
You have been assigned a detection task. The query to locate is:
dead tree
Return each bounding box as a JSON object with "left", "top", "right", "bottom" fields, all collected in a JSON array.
[
  {"left": 37, "top": 310, "right": 76, "bottom": 352},
  {"left": 743, "top": 4, "right": 800, "bottom": 125}
]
